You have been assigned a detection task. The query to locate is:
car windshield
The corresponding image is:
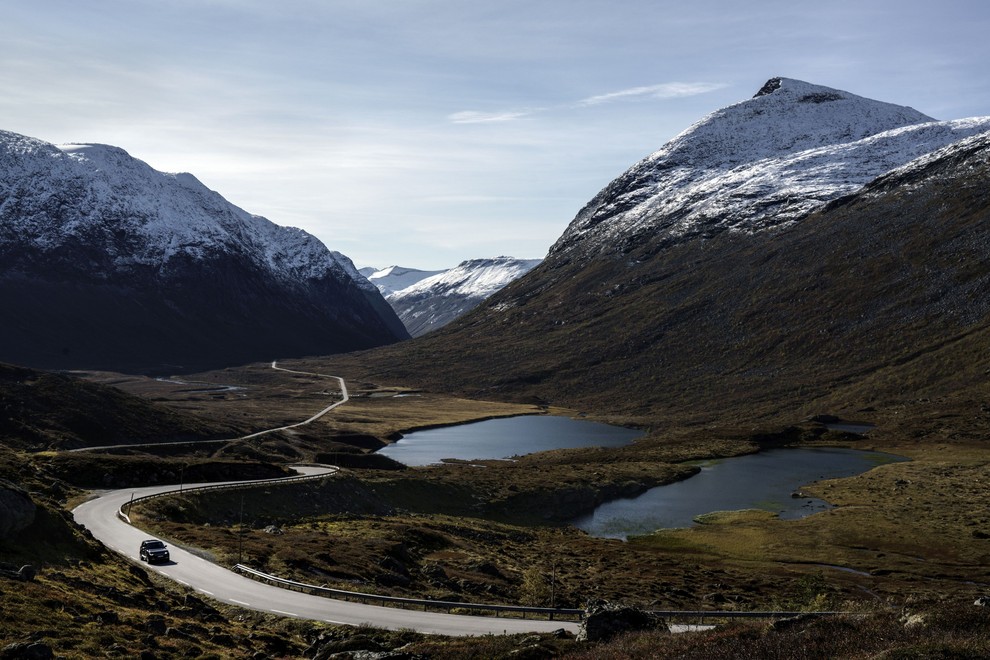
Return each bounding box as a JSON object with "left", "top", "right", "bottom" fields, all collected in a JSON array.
[{"left": 145, "top": 541, "right": 165, "bottom": 549}]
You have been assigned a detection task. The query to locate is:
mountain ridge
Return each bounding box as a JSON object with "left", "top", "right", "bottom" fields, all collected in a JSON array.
[
  {"left": 552, "top": 77, "right": 990, "bottom": 256},
  {"left": 0, "top": 130, "right": 408, "bottom": 374},
  {"left": 362, "top": 265, "right": 446, "bottom": 296},
  {"left": 336, "top": 79, "right": 990, "bottom": 426},
  {"left": 382, "top": 257, "right": 542, "bottom": 337}
]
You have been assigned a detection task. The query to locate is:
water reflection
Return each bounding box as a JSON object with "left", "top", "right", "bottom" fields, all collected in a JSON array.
[{"left": 377, "top": 415, "right": 642, "bottom": 466}]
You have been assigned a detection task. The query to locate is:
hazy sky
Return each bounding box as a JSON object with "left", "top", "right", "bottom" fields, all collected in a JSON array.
[{"left": 3, "top": 1, "right": 989, "bottom": 269}]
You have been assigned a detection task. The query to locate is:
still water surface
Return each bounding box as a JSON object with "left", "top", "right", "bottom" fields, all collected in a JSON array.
[
  {"left": 572, "top": 447, "right": 906, "bottom": 539},
  {"left": 377, "top": 415, "right": 643, "bottom": 466}
]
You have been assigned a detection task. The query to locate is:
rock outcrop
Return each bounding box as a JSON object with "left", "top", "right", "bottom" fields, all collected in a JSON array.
[
  {"left": 0, "top": 480, "right": 36, "bottom": 539},
  {"left": 577, "top": 601, "right": 668, "bottom": 642}
]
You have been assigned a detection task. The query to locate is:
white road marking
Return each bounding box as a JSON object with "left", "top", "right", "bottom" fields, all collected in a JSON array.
[
  {"left": 272, "top": 609, "right": 299, "bottom": 617},
  {"left": 230, "top": 599, "right": 251, "bottom": 606}
]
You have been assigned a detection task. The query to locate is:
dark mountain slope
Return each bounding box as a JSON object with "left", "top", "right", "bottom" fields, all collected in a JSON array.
[
  {"left": 344, "top": 131, "right": 990, "bottom": 425},
  {"left": 0, "top": 131, "right": 408, "bottom": 375},
  {"left": 0, "top": 362, "right": 234, "bottom": 450}
]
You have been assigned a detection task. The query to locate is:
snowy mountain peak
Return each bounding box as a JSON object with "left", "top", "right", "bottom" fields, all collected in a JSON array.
[
  {"left": 0, "top": 130, "right": 361, "bottom": 286},
  {"left": 551, "top": 78, "right": 990, "bottom": 256},
  {"left": 396, "top": 257, "right": 542, "bottom": 299},
  {"left": 365, "top": 265, "right": 446, "bottom": 296},
  {"left": 657, "top": 77, "right": 934, "bottom": 169},
  {"left": 384, "top": 257, "right": 541, "bottom": 337}
]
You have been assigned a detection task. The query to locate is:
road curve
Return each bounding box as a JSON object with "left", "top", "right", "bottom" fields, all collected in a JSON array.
[
  {"left": 70, "top": 363, "right": 580, "bottom": 636},
  {"left": 72, "top": 468, "right": 579, "bottom": 636},
  {"left": 237, "top": 361, "right": 350, "bottom": 440}
]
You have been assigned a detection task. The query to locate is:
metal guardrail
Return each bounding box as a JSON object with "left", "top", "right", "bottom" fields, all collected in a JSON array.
[
  {"left": 648, "top": 609, "right": 853, "bottom": 621},
  {"left": 233, "top": 564, "right": 852, "bottom": 624},
  {"left": 118, "top": 470, "right": 335, "bottom": 522},
  {"left": 233, "top": 563, "right": 583, "bottom": 621},
  {"left": 118, "top": 470, "right": 853, "bottom": 625}
]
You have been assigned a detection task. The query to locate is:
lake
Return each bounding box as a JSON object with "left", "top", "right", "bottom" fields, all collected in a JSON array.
[
  {"left": 571, "top": 447, "right": 906, "bottom": 539},
  {"left": 376, "top": 415, "right": 643, "bottom": 466}
]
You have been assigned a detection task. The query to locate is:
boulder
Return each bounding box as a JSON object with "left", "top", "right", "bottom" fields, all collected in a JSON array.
[
  {"left": 165, "top": 627, "right": 196, "bottom": 641},
  {"left": 312, "top": 634, "right": 384, "bottom": 658},
  {"left": 17, "top": 565, "right": 37, "bottom": 582},
  {"left": 0, "top": 641, "right": 54, "bottom": 660},
  {"left": 94, "top": 610, "right": 120, "bottom": 625},
  {"left": 420, "top": 562, "right": 450, "bottom": 587},
  {"left": 0, "top": 481, "right": 36, "bottom": 539},
  {"left": 145, "top": 616, "right": 167, "bottom": 635},
  {"left": 577, "top": 601, "right": 667, "bottom": 642},
  {"left": 975, "top": 596, "right": 990, "bottom": 607}
]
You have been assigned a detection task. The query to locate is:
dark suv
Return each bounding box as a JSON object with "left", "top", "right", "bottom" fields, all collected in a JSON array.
[{"left": 139, "top": 539, "right": 170, "bottom": 563}]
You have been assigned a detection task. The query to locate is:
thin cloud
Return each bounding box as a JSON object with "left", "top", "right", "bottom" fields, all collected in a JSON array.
[
  {"left": 578, "top": 82, "right": 728, "bottom": 106},
  {"left": 448, "top": 110, "right": 536, "bottom": 124},
  {"left": 450, "top": 82, "right": 726, "bottom": 124}
]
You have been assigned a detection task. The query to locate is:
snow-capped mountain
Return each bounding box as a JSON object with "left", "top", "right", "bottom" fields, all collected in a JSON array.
[
  {"left": 0, "top": 130, "right": 408, "bottom": 373},
  {"left": 553, "top": 77, "right": 990, "bottom": 256},
  {"left": 354, "top": 78, "right": 990, "bottom": 424},
  {"left": 385, "top": 257, "right": 541, "bottom": 336},
  {"left": 362, "top": 265, "right": 446, "bottom": 296}
]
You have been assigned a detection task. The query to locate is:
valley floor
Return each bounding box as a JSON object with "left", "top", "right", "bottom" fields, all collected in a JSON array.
[{"left": 3, "top": 359, "right": 987, "bottom": 657}]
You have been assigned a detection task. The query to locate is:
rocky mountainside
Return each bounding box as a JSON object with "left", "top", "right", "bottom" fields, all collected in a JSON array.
[
  {"left": 0, "top": 131, "right": 408, "bottom": 374},
  {"left": 346, "top": 79, "right": 990, "bottom": 424},
  {"left": 382, "top": 257, "right": 542, "bottom": 336}
]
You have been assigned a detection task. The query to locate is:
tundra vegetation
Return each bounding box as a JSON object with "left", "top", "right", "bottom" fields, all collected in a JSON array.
[{"left": 3, "top": 361, "right": 988, "bottom": 657}]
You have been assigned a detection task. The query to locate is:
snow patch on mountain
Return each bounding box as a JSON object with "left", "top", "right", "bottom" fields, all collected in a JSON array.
[
  {"left": 392, "top": 258, "right": 541, "bottom": 300},
  {"left": 364, "top": 265, "right": 446, "bottom": 296},
  {"left": 385, "top": 257, "right": 541, "bottom": 336},
  {"left": 0, "top": 131, "right": 357, "bottom": 288},
  {"left": 552, "top": 78, "right": 990, "bottom": 255}
]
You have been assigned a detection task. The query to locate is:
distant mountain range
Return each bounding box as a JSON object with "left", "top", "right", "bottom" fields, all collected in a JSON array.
[
  {"left": 359, "top": 265, "right": 446, "bottom": 296},
  {"left": 350, "top": 78, "right": 990, "bottom": 423},
  {"left": 361, "top": 258, "right": 541, "bottom": 336},
  {"left": 0, "top": 130, "right": 408, "bottom": 374}
]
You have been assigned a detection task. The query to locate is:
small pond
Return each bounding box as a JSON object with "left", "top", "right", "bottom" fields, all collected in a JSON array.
[
  {"left": 571, "top": 447, "right": 906, "bottom": 540},
  {"left": 376, "top": 415, "right": 643, "bottom": 466}
]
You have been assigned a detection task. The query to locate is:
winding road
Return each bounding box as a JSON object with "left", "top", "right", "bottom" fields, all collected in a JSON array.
[{"left": 72, "top": 363, "right": 581, "bottom": 636}]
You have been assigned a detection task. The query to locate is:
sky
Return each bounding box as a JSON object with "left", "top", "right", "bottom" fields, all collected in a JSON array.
[{"left": 3, "top": 1, "right": 990, "bottom": 270}]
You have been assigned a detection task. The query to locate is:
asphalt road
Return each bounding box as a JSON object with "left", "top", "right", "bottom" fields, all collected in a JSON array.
[
  {"left": 68, "top": 362, "right": 706, "bottom": 636},
  {"left": 72, "top": 468, "right": 581, "bottom": 636}
]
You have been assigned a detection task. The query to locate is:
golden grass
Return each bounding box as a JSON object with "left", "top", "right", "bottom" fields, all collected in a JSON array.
[
  {"left": 83, "top": 361, "right": 551, "bottom": 443},
  {"left": 73, "top": 357, "right": 990, "bottom": 619}
]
